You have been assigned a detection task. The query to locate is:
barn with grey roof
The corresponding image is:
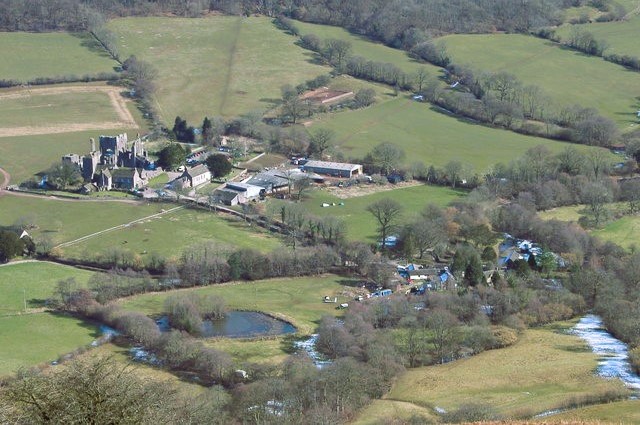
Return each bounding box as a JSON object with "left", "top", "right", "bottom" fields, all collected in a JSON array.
[{"left": 302, "top": 160, "right": 362, "bottom": 178}]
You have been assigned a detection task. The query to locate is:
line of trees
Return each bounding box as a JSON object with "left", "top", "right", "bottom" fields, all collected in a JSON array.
[
  {"left": 535, "top": 26, "right": 640, "bottom": 72},
  {"left": 0, "top": 72, "right": 119, "bottom": 89}
]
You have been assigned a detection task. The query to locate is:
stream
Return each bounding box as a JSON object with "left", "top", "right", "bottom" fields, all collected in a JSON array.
[
  {"left": 572, "top": 314, "right": 640, "bottom": 390},
  {"left": 535, "top": 314, "right": 640, "bottom": 418},
  {"left": 294, "top": 334, "right": 332, "bottom": 369}
]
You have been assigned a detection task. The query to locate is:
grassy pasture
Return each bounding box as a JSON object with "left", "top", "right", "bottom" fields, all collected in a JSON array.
[
  {"left": 0, "top": 91, "right": 120, "bottom": 128},
  {"left": 592, "top": 214, "right": 640, "bottom": 248},
  {"left": 60, "top": 206, "right": 282, "bottom": 261},
  {"left": 0, "top": 196, "right": 173, "bottom": 246},
  {"left": 377, "top": 323, "right": 630, "bottom": 418},
  {"left": 538, "top": 203, "right": 640, "bottom": 248},
  {"left": 0, "top": 313, "right": 98, "bottom": 376},
  {"left": 0, "top": 262, "right": 92, "bottom": 314},
  {"left": 312, "top": 96, "right": 608, "bottom": 171},
  {"left": 205, "top": 338, "right": 290, "bottom": 366},
  {"left": 121, "top": 275, "right": 352, "bottom": 334},
  {"left": 551, "top": 399, "right": 640, "bottom": 423},
  {"left": 557, "top": 13, "right": 640, "bottom": 58},
  {"left": 0, "top": 197, "right": 283, "bottom": 260},
  {"left": 294, "top": 20, "right": 441, "bottom": 77},
  {"left": 0, "top": 32, "right": 116, "bottom": 81},
  {"left": 441, "top": 33, "right": 640, "bottom": 128},
  {"left": 353, "top": 400, "right": 437, "bottom": 425},
  {"left": 280, "top": 184, "right": 466, "bottom": 242},
  {"left": 108, "top": 16, "right": 329, "bottom": 123}
]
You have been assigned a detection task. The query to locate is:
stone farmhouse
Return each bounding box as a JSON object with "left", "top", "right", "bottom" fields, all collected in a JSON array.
[{"left": 61, "top": 133, "right": 150, "bottom": 191}]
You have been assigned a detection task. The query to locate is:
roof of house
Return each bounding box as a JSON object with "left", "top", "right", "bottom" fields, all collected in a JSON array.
[
  {"left": 185, "top": 164, "right": 210, "bottom": 178},
  {"left": 214, "top": 189, "right": 240, "bottom": 202},
  {"left": 303, "top": 160, "right": 362, "bottom": 172},
  {"left": 111, "top": 168, "right": 138, "bottom": 179},
  {"left": 245, "top": 172, "right": 289, "bottom": 189},
  {"left": 226, "top": 182, "right": 263, "bottom": 192}
]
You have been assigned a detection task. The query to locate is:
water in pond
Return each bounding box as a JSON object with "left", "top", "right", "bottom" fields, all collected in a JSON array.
[
  {"left": 158, "top": 311, "right": 296, "bottom": 338},
  {"left": 572, "top": 314, "right": 640, "bottom": 390}
]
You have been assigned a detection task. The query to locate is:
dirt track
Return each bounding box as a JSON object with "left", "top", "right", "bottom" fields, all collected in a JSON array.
[{"left": 0, "top": 85, "right": 138, "bottom": 137}]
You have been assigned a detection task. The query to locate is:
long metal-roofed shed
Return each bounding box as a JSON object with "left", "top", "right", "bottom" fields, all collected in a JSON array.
[{"left": 302, "top": 160, "right": 363, "bottom": 178}]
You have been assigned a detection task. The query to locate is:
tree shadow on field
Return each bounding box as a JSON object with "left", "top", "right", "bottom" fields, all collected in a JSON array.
[
  {"left": 337, "top": 278, "right": 363, "bottom": 288},
  {"left": 47, "top": 310, "right": 102, "bottom": 339},
  {"left": 27, "top": 298, "right": 47, "bottom": 309},
  {"left": 72, "top": 32, "right": 114, "bottom": 61},
  {"left": 259, "top": 98, "right": 281, "bottom": 108}
]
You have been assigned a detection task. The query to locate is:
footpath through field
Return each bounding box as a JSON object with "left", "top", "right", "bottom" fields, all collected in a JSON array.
[{"left": 54, "top": 205, "right": 185, "bottom": 249}]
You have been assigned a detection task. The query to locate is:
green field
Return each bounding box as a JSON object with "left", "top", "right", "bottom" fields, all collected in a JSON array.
[
  {"left": 206, "top": 337, "right": 291, "bottom": 366},
  {"left": 557, "top": 12, "right": 640, "bottom": 57},
  {"left": 312, "top": 96, "right": 609, "bottom": 172},
  {"left": 374, "top": 323, "right": 630, "bottom": 419},
  {"left": 353, "top": 400, "right": 437, "bottom": 425},
  {"left": 108, "top": 16, "right": 329, "bottom": 123},
  {"left": 0, "top": 32, "right": 116, "bottom": 81},
  {"left": 552, "top": 399, "right": 640, "bottom": 423},
  {"left": 0, "top": 91, "right": 120, "bottom": 128},
  {"left": 294, "top": 20, "right": 442, "bottom": 77},
  {"left": 441, "top": 33, "right": 640, "bottom": 128},
  {"left": 538, "top": 203, "right": 640, "bottom": 248},
  {"left": 279, "top": 184, "right": 466, "bottom": 242},
  {"left": 0, "top": 196, "right": 174, "bottom": 246},
  {"left": 0, "top": 262, "right": 92, "bottom": 314},
  {"left": 0, "top": 313, "right": 98, "bottom": 376},
  {"left": 61, "top": 206, "right": 282, "bottom": 261},
  {"left": 592, "top": 214, "right": 640, "bottom": 248},
  {"left": 121, "top": 275, "right": 352, "bottom": 334},
  {"left": 0, "top": 197, "right": 283, "bottom": 261}
]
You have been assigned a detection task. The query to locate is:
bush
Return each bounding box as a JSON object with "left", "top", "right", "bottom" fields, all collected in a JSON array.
[
  {"left": 491, "top": 325, "right": 519, "bottom": 347},
  {"left": 442, "top": 403, "right": 500, "bottom": 423},
  {"left": 165, "top": 293, "right": 204, "bottom": 335},
  {"left": 630, "top": 346, "right": 640, "bottom": 375}
]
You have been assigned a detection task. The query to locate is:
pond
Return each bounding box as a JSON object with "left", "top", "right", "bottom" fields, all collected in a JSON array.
[{"left": 157, "top": 311, "right": 297, "bottom": 338}]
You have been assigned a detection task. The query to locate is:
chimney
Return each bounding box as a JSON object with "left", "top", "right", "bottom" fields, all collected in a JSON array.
[{"left": 90, "top": 137, "right": 95, "bottom": 152}]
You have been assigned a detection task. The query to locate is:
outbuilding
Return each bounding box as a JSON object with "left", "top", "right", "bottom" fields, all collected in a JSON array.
[
  {"left": 225, "top": 182, "right": 264, "bottom": 200},
  {"left": 303, "top": 160, "right": 363, "bottom": 178}
]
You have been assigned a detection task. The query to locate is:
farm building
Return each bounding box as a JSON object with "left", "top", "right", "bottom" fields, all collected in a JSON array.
[
  {"left": 173, "top": 164, "right": 211, "bottom": 189},
  {"left": 303, "top": 160, "right": 363, "bottom": 178},
  {"left": 212, "top": 182, "right": 265, "bottom": 206},
  {"left": 212, "top": 189, "right": 241, "bottom": 206},
  {"left": 225, "top": 182, "right": 264, "bottom": 200},
  {"left": 245, "top": 171, "right": 290, "bottom": 193}
]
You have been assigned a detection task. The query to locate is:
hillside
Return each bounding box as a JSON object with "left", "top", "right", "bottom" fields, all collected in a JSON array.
[
  {"left": 108, "top": 16, "right": 330, "bottom": 123},
  {"left": 442, "top": 33, "right": 640, "bottom": 129}
]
